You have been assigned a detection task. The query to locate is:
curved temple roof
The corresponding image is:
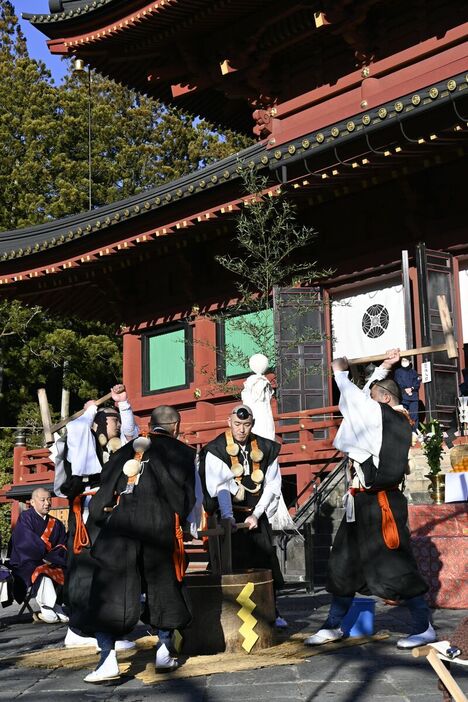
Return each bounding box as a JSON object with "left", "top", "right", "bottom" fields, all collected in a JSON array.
[{"left": 0, "top": 71, "right": 466, "bottom": 263}]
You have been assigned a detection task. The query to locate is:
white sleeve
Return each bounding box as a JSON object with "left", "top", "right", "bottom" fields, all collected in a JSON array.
[
  {"left": 66, "top": 405, "right": 102, "bottom": 477},
  {"left": 118, "top": 400, "right": 139, "bottom": 443},
  {"left": 253, "top": 458, "right": 282, "bottom": 519},
  {"left": 362, "top": 366, "right": 391, "bottom": 396},
  {"left": 204, "top": 452, "right": 238, "bottom": 497},
  {"left": 333, "top": 370, "right": 383, "bottom": 466}
]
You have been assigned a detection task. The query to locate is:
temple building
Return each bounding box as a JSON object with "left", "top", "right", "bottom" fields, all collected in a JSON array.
[{"left": 0, "top": 3, "right": 467, "bottom": 596}]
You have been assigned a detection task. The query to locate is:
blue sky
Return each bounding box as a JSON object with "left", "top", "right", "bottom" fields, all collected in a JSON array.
[{"left": 12, "top": 1, "right": 68, "bottom": 82}]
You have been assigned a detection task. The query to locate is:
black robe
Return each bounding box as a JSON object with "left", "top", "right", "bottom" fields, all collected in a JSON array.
[
  {"left": 67, "top": 432, "right": 196, "bottom": 636},
  {"left": 199, "top": 433, "right": 284, "bottom": 590},
  {"left": 9, "top": 509, "right": 67, "bottom": 600},
  {"left": 327, "top": 403, "right": 428, "bottom": 600}
]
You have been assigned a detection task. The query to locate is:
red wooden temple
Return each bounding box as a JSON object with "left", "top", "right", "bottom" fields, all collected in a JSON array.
[{"left": 0, "top": 1, "right": 467, "bottom": 599}]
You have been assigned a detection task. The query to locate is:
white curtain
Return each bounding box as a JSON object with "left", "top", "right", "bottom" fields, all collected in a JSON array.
[
  {"left": 459, "top": 269, "right": 468, "bottom": 343},
  {"left": 332, "top": 284, "right": 406, "bottom": 359}
]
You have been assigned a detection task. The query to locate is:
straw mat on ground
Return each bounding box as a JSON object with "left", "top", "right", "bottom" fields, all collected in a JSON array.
[{"left": 14, "top": 631, "right": 389, "bottom": 684}]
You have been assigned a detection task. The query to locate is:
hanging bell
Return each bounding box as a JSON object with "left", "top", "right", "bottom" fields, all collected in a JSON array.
[
  {"left": 233, "top": 485, "right": 245, "bottom": 502},
  {"left": 251, "top": 469, "right": 264, "bottom": 484},
  {"left": 107, "top": 437, "right": 122, "bottom": 453},
  {"left": 123, "top": 459, "right": 141, "bottom": 477},
  {"left": 226, "top": 443, "right": 239, "bottom": 457},
  {"left": 231, "top": 464, "right": 244, "bottom": 478},
  {"left": 132, "top": 436, "right": 151, "bottom": 453},
  {"left": 250, "top": 448, "right": 264, "bottom": 463}
]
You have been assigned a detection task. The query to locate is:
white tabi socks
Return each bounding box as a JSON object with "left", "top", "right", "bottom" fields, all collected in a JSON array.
[
  {"left": 84, "top": 650, "right": 120, "bottom": 683},
  {"left": 35, "top": 576, "right": 68, "bottom": 623},
  {"left": 155, "top": 643, "right": 179, "bottom": 671},
  {"left": 64, "top": 628, "right": 136, "bottom": 651}
]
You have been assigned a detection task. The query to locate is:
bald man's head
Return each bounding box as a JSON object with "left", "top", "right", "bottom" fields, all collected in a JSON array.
[
  {"left": 150, "top": 405, "right": 181, "bottom": 437},
  {"left": 30, "top": 488, "right": 51, "bottom": 517}
]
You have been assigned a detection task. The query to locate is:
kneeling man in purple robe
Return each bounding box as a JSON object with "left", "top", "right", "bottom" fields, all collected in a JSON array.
[{"left": 10, "top": 488, "right": 68, "bottom": 623}]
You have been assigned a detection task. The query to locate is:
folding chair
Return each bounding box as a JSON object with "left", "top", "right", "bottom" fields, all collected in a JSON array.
[{"left": 17, "top": 586, "right": 36, "bottom": 618}]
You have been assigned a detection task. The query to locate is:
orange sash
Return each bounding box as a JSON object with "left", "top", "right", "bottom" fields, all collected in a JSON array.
[
  {"left": 377, "top": 490, "right": 400, "bottom": 550},
  {"left": 173, "top": 513, "right": 186, "bottom": 583},
  {"left": 40, "top": 517, "right": 57, "bottom": 552},
  {"left": 31, "top": 564, "right": 64, "bottom": 586},
  {"left": 72, "top": 495, "right": 91, "bottom": 555}
]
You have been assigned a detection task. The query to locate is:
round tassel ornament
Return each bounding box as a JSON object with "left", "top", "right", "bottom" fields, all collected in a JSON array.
[
  {"left": 98, "top": 433, "right": 108, "bottom": 447},
  {"left": 107, "top": 437, "right": 122, "bottom": 453},
  {"left": 132, "top": 436, "right": 151, "bottom": 453},
  {"left": 123, "top": 459, "right": 141, "bottom": 477},
  {"left": 231, "top": 464, "right": 244, "bottom": 478},
  {"left": 251, "top": 469, "right": 264, "bottom": 484},
  {"left": 250, "top": 448, "right": 264, "bottom": 463},
  {"left": 226, "top": 443, "right": 239, "bottom": 457}
]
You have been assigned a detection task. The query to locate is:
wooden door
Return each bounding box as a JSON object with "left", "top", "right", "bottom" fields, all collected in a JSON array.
[{"left": 415, "top": 244, "right": 459, "bottom": 426}]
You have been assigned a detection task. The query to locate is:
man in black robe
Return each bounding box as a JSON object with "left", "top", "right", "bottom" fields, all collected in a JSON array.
[
  {"left": 9, "top": 488, "right": 68, "bottom": 623},
  {"left": 68, "top": 405, "right": 196, "bottom": 683},
  {"left": 199, "top": 404, "right": 285, "bottom": 625},
  {"left": 53, "top": 384, "right": 138, "bottom": 650},
  {"left": 305, "top": 350, "right": 435, "bottom": 649}
]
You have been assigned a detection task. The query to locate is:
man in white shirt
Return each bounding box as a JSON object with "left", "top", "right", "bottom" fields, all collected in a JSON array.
[
  {"left": 199, "top": 404, "right": 286, "bottom": 626},
  {"left": 305, "top": 350, "right": 435, "bottom": 650}
]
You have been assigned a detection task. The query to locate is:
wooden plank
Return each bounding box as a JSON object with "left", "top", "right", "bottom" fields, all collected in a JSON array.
[
  {"left": 348, "top": 343, "right": 449, "bottom": 366},
  {"left": 438, "top": 294, "right": 458, "bottom": 359},
  {"left": 426, "top": 648, "right": 468, "bottom": 702},
  {"left": 37, "top": 389, "right": 53, "bottom": 445}
]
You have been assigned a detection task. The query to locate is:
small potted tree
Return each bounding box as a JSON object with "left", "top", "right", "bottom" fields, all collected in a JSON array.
[{"left": 419, "top": 419, "right": 445, "bottom": 503}]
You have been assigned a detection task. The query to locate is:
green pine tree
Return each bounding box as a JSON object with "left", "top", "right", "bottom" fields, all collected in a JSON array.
[{"left": 0, "top": 1, "right": 252, "bottom": 230}]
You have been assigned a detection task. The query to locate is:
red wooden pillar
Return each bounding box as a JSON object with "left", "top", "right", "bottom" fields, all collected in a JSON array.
[
  {"left": 122, "top": 331, "right": 141, "bottom": 408},
  {"left": 192, "top": 316, "right": 217, "bottom": 400}
]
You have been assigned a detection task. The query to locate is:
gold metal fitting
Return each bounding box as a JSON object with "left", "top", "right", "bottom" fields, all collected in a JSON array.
[{"left": 361, "top": 67, "right": 370, "bottom": 78}]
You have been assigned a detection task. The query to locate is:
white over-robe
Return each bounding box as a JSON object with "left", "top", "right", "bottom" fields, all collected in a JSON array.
[
  {"left": 333, "top": 367, "right": 411, "bottom": 522},
  {"left": 241, "top": 373, "right": 276, "bottom": 440},
  {"left": 52, "top": 401, "right": 138, "bottom": 498},
  {"left": 204, "top": 452, "right": 282, "bottom": 521}
]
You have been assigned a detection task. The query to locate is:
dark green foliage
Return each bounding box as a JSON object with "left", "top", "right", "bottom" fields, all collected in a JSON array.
[{"left": 0, "top": 1, "right": 252, "bottom": 231}]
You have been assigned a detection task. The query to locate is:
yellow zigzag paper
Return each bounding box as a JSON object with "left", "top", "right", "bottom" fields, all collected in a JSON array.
[{"left": 236, "top": 581, "right": 259, "bottom": 653}]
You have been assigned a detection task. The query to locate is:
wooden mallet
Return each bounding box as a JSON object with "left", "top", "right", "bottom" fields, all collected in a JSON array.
[{"left": 346, "top": 295, "right": 457, "bottom": 366}]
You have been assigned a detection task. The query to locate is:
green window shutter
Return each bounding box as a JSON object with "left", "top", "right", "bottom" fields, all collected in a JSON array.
[
  {"left": 148, "top": 328, "right": 186, "bottom": 391},
  {"left": 224, "top": 308, "right": 274, "bottom": 378}
]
